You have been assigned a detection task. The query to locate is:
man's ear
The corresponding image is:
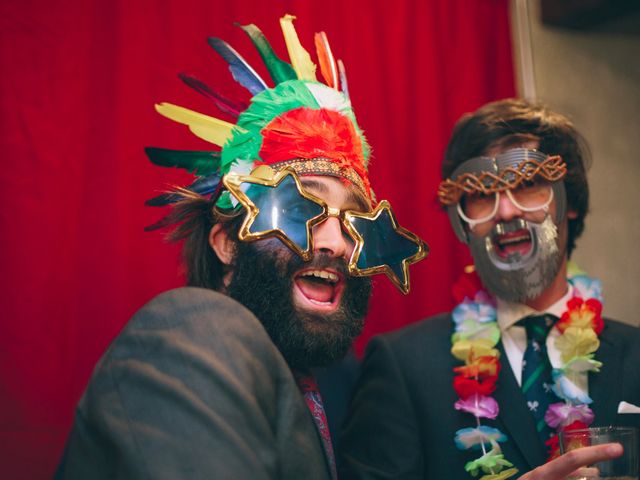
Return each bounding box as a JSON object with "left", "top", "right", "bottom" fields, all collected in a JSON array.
[
  {"left": 209, "top": 224, "right": 234, "bottom": 265},
  {"left": 567, "top": 209, "right": 578, "bottom": 220}
]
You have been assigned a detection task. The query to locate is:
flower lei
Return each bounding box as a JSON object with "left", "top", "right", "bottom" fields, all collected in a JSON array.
[{"left": 450, "top": 262, "right": 604, "bottom": 479}]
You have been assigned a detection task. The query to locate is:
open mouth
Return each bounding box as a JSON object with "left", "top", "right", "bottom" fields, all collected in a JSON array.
[
  {"left": 293, "top": 268, "right": 345, "bottom": 311},
  {"left": 492, "top": 228, "right": 532, "bottom": 259}
]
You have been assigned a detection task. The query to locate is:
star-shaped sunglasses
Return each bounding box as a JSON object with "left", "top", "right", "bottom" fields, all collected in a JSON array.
[{"left": 222, "top": 167, "right": 428, "bottom": 294}]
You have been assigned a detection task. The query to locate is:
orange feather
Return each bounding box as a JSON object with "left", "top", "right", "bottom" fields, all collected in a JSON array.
[{"left": 314, "top": 32, "right": 338, "bottom": 90}]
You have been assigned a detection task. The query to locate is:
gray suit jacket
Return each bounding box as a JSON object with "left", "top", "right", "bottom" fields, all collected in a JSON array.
[
  {"left": 57, "top": 287, "right": 330, "bottom": 480},
  {"left": 340, "top": 313, "right": 640, "bottom": 480}
]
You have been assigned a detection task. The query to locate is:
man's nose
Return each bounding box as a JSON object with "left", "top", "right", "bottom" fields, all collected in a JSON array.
[
  {"left": 495, "top": 191, "right": 523, "bottom": 222},
  {"left": 312, "top": 216, "right": 353, "bottom": 259}
]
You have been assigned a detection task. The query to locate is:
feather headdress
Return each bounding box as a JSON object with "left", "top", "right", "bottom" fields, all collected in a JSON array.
[{"left": 146, "top": 14, "right": 372, "bottom": 208}]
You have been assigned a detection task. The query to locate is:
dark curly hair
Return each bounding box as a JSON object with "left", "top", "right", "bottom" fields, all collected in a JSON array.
[
  {"left": 443, "top": 98, "right": 590, "bottom": 256},
  {"left": 148, "top": 192, "right": 243, "bottom": 290}
]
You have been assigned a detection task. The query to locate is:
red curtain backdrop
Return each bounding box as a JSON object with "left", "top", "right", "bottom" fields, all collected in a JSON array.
[{"left": 0, "top": 1, "right": 514, "bottom": 478}]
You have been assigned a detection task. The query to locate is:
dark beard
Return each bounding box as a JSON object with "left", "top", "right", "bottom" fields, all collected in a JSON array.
[{"left": 227, "top": 240, "right": 372, "bottom": 372}]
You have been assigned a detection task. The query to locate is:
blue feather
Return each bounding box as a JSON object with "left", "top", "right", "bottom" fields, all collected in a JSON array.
[{"left": 207, "top": 37, "right": 268, "bottom": 95}]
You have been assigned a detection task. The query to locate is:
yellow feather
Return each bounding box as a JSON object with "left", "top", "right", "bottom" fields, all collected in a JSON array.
[
  {"left": 279, "top": 14, "right": 316, "bottom": 81},
  {"left": 154, "top": 102, "right": 243, "bottom": 147}
]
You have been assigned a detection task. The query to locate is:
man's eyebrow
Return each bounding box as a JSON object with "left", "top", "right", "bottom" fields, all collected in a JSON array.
[{"left": 301, "top": 178, "right": 370, "bottom": 211}]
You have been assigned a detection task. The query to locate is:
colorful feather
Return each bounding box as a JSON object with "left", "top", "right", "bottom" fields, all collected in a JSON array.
[
  {"left": 305, "top": 82, "right": 350, "bottom": 112},
  {"left": 314, "top": 31, "right": 338, "bottom": 89},
  {"left": 145, "top": 174, "right": 222, "bottom": 207},
  {"left": 337, "top": 59, "right": 350, "bottom": 100},
  {"left": 279, "top": 14, "right": 316, "bottom": 81},
  {"left": 155, "top": 102, "right": 241, "bottom": 147},
  {"left": 144, "top": 147, "right": 221, "bottom": 177},
  {"left": 207, "top": 37, "right": 268, "bottom": 95},
  {"left": 237, "top": 23, "right": 297, "bottom": 84},
  {"left": 178, "top": 73, "right": 246, "bottom": 118}
]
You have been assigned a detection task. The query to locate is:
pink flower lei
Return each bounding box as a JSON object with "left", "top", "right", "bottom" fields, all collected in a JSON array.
[{"left": 450, "top": 264, "right": 604, "bottom": 479}]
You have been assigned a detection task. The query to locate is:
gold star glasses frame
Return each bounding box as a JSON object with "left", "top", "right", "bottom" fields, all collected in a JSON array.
[{"left": 222, "top": 167, "right": 428, "bottom": 294}]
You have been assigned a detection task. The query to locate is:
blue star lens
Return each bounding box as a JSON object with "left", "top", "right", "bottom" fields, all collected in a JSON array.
[
  {"left": 245, "top": 175, "right": 324, "bottom": 252},
  {"left": 349, "top": 209, "right": 421, "bottom": 280}
]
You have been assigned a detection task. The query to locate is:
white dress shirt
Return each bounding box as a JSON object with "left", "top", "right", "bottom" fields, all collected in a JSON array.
[{"left": 496, "top": 284, "right": 588, "bottom": 394}]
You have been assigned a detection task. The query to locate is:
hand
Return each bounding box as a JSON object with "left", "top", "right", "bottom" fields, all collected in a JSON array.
[{"left": 517, "top": 443, "right": 623, "bottom": 480}]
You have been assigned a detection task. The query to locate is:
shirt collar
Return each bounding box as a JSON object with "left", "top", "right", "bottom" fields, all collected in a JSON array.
[{"left": 497, "top": 283, "right": 574, "bottom": 331}]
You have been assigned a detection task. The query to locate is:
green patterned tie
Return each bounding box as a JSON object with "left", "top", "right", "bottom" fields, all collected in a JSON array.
[{"left": 520, "top": 314, "right": 561, "bottom": 444}]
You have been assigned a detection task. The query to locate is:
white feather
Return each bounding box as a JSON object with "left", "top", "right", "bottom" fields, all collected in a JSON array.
[{"left": 306, "top": 82, "right": 351, "bottom": 112}]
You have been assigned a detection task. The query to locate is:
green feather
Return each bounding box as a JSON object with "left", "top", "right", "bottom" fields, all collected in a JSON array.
[
  {"left": 145, "top": 147, "right": 221, "bottom": 177},
  {"left": 221, "top": 80, "right": 321, "bottom": 171},
  {"left": 238, "top": 23, "right": 297, "bottom": 84}
]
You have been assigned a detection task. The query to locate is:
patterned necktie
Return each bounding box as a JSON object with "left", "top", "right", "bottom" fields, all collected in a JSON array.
[
  {"left": 295, "top": 374, "right": 338, "bottom": 480},
  {"left": 519, "top": 314, "right": 561, "bottom": 444}
]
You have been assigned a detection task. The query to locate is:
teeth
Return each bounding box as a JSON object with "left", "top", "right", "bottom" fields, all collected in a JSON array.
[
  {"left": 301, "top": 270, "right": 339, "bottom": 283},
  {"left": 498, "top": 234, "right": 529, "bottom": 246}
]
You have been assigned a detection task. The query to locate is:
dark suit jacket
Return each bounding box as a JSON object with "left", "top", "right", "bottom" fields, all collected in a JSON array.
[
  {"left": 314, "top": 350, "right": 361, "bottom": 471},
  {"left": 57, "top": 287, "right": 331, "bottom": 480},
  {"left": 339, "top": 313, "right": 640, "bottom": 479}
]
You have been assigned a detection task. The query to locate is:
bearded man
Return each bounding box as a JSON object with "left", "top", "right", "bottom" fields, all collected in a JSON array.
[
  {"left": 340, "top": 98, "right": 640, "bottom": 480},
  {"left": 55, "top": 15, "right": 427, "bottom": 480}
]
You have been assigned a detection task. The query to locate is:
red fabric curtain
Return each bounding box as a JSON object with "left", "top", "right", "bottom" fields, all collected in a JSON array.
[{"left": 0, "top": 0, "right": 514, "bottom": 477}]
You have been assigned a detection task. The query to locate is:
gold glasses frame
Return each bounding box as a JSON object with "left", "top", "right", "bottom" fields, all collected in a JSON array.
[{"left": 222, "top": 166, "right": 428, "bottom": 294}]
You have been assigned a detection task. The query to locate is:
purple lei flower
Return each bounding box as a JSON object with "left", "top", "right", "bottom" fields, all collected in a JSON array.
[
  {"left": 474, "top": 290, "right": 496, "bottom": 306},
  {"left": 454, "top": 394, "right": 499, "bottom": 419},
  {"left": 544, "top": 402, "right": 595, "bottom": 428}
]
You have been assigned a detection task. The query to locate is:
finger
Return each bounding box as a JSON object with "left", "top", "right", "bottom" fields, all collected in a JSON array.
[
  {"left": 571, "top": 466, "right": 600, "bottom": 477},
  {"left": 518, "top": 443, "right": 623, "bottom": 480}
]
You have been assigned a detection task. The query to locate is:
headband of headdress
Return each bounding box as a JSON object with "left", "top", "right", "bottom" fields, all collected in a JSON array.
[{"left": 145, "top": 15, "right": 372, "bottom": 209}]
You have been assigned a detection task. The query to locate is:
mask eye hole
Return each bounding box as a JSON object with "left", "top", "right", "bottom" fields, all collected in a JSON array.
[
  {"left": 507, "top": 181, "right": 553, "bottom": 211},
  {"left": 457, "top": 193, "right": 499, "bottom": 228},
  {"left": 460, "top": 193, "right": 498, "bottom": 221}
]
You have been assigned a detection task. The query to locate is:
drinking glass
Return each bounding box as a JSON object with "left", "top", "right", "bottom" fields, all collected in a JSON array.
[{"left": 559, "top": 426, "right": 639, "bottom": 480}]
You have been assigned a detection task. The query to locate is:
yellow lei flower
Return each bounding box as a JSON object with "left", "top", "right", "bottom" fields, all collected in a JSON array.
[
  {"left": 479, "top": 468, "right": 519, "bottom": 480},
  {"left": 555, "top": 326, "right": 599, "bottom": 363},
  {"left": 565, "top": 307, "right": 596, "bottom": 330},
  {"left": 451, "top": 338, "right": 499, "bottom": 362}
]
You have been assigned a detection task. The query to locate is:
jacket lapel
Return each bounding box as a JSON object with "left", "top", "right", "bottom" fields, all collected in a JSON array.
[
  {"left": 494, "top": 341, "right": 548, "bottom": 469},
  {"left": 589, "top": 320, "right": 623, "bottom": 425},
  {"left": 494, "top": 319, "right": 623, "bottom": 471}
]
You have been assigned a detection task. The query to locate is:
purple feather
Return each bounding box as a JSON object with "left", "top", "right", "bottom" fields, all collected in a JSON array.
[
  {"left": 337, "top": 59, "right": 350, "bottom": 100},
  {"left": 207, "top": 37, "right": 268, "bottom": 95},
  {"left": 178, "top": 73, "right": 247, "bottom": 118}
]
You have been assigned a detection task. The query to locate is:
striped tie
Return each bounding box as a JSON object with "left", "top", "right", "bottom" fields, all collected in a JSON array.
[{"left": 520, "top": 314, "right": 561, "bottom": 444}]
